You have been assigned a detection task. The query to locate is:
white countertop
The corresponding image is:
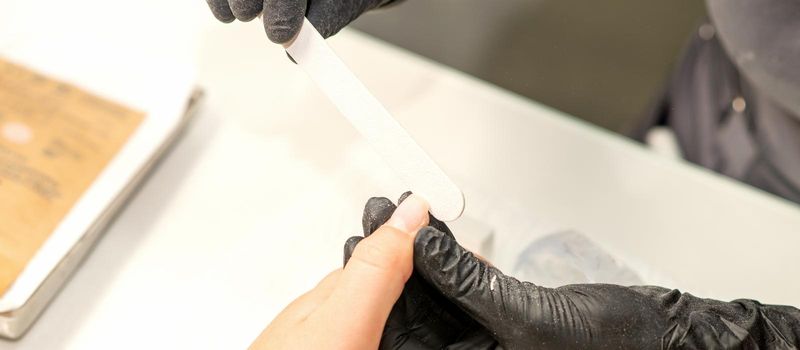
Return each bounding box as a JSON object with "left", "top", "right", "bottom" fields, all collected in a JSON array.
[{"left": 2, "top": 1, "right": 800, "bottom": 348}]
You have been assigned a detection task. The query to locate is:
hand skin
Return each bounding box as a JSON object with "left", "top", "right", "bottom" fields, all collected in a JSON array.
[{"left": 249, "top": 195, "right": 430, "bottom": 349}]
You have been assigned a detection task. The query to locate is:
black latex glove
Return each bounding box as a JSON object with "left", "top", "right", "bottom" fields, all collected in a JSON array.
[
  {"left": 344, "top": 193, "right": 499, "bottom": 349},
  {"left": 205, "top": 0, "right": 398, "bottom": 44},
  {"left": 413, "top": 225, "right": 800, "bottom": 349}
]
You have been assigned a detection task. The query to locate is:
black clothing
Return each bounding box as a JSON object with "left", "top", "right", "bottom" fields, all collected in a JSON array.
[{"left": 632, "top": 24, "right": 800, "bottom": 204}]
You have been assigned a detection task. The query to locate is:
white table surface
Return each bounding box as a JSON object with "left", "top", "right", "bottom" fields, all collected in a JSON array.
[{"left": 2, "top": 1, "right": 800, "bottom": 348}]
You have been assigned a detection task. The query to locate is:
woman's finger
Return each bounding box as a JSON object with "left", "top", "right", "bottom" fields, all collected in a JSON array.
[{"left": 312, "top": 195, "right": 430, "bottom": 348}]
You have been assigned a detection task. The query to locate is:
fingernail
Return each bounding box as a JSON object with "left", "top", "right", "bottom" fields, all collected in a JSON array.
[{"left": 385, "top": 194, "right": 429, "bottom": 233}]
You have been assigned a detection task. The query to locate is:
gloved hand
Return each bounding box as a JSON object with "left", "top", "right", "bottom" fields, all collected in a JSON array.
[
  {"left": 412, "top": 225, "right": 800, "bottom": 349},
  {"left": 205, "top": 0, "right": 399, "bottom": 44},
  {"left": 344, "top": 193, "right": 499, "bottom": 349}
]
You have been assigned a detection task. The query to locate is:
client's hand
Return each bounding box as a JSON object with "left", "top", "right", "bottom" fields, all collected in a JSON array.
[
  {"left": 345, "top": 193, "right": 498, "bottom": 349},
  {"left": 249, "top": 194, "right": 429, "bottom": 349}
]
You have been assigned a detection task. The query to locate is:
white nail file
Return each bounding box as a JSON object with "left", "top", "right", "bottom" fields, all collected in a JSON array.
[{"left": 285, "top": 18, "right": 464, "bottom": 221}]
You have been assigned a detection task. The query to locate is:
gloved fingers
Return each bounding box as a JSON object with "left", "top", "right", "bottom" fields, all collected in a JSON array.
[
  {"left": 397, "top": 191, "right": 413, "bottom": 203},
  {"left": 381, "top": 329, "right": 430, "bottom": 349},
  {"left": 362, "top": 197, "right": 396, "bottom": 236},
  {"left": 414, "top": 226, "right": 530, "bottom": 335},
  {"left": 206, "top": 0, "right": 236, "bottom": 23},
  {"left": 305, "top": 0, "right": 373, "bottom": 39},
  {"left": 228, "top": 0, "right": 263, "bottom": 21},
  {"left": 263, "top": 0, "right": 307, "bottom": 44},
  {"left": 448, "top": 330, "right": 501, "bottom": 349},
  {"left": 316, "top": 197, "right": 429, "bottom": 346},
  {"left": 343, "top": 236, "right": 363, "bottom": 267},
  {"left": 426, "top": 207, "right": 454, "bottom": 238}
]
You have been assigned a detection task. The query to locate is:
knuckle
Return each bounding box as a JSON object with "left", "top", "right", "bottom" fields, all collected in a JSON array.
[
  {"left": 352, "top": 240, "right": 394, "bottom": 272},
  {"left": 350, "top": 227, "right": 411, "bottom": 273}
]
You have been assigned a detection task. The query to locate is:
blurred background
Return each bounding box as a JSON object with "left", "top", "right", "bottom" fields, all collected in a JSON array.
[{"left": 353, "top": 0, "right": 707, "bottom": 132}]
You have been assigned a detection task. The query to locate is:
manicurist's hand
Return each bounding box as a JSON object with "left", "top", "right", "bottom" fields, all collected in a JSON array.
[
  {"left": 349, "top": 195, "right": 800, "bottom": 349},
  {"left": 249, "top": 194, "right": 429, "bottom": 349},
  {"left": 411, "top": 225, "right": 800, "bottom": 349},
  {"left": 205, "top": 0, "right": 400, "bottom": 44}
]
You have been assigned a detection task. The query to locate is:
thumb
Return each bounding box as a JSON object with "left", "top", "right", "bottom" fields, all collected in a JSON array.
[
  {"left": 413, "top": 227, "right": 534, "bottom": 337},
  {"left": 313, "top": 195, "right": 430, "bottom": 347}
]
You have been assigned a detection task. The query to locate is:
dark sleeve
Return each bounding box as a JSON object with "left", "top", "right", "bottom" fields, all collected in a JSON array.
[{"left": 630, "top": 286, "right": 800, "bottom": 349}]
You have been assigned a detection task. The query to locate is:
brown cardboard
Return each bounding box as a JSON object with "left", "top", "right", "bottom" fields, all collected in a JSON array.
[{"left": 0, "top": 58, "right": 144, "bottom": 295}]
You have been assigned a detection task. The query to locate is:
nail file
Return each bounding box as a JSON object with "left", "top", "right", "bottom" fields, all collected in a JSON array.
[{"left": 285, "top": 18, "right": 464, "bottom": 221}]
